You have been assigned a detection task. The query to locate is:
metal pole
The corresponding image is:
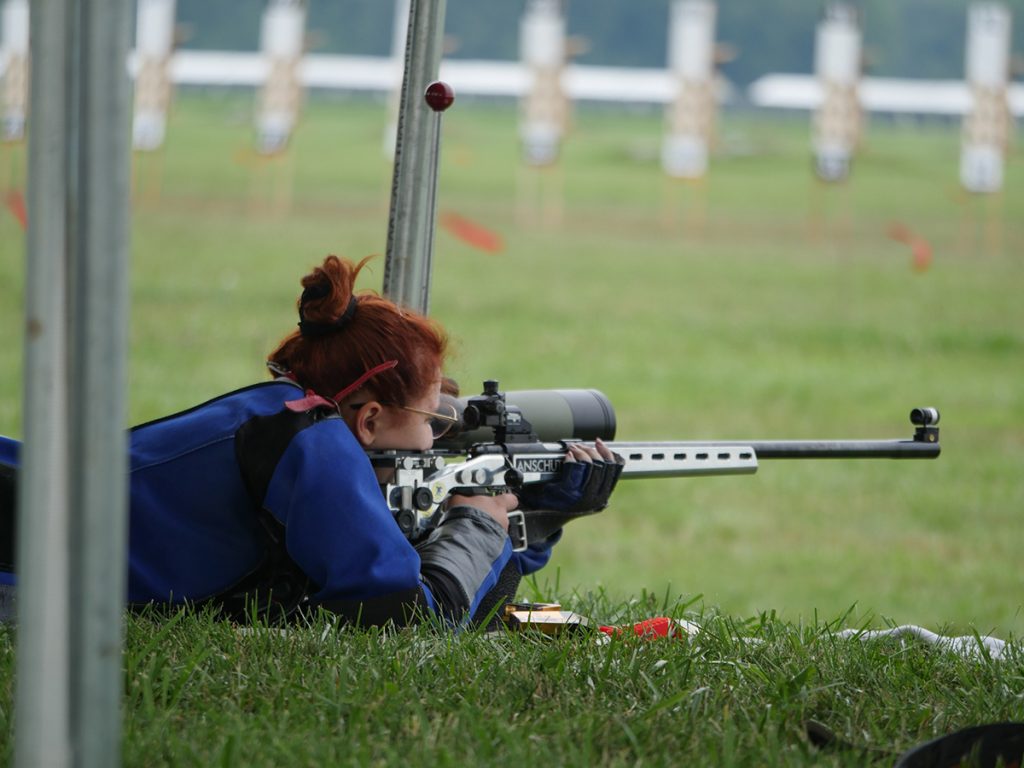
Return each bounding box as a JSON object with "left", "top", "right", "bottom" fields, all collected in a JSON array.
[
  {"left": 16, "top": 0, "right": 132, "bottom": 766},
  {"left": 419, "top": 81, "right": 454, "bottom": 314},
  {"left": 68, "top": 0, "right": 133, "bottom": 765},
  {"left": 383, "top": 0, "right": 446, "bottom": 313},
  {"left": 382, "top": 0, "right": 410, "bottom": 158},
  {"left": 15, "top": 0, "right": 73, "bottom": 763}
]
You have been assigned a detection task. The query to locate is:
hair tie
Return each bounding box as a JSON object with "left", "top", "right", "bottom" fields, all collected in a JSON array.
[{"left": 298, "top": 292, "right": 358, "bottom": 337}]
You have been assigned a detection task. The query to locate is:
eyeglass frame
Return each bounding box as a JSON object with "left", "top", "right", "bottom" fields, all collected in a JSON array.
[{"left": 347, "top": 400, "right": 459, "bottom": 439}]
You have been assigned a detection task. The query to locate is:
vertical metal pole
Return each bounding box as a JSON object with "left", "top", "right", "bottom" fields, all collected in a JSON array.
[
  {"left": 382, "top": 0, "right": 447, "bottom": 313},
  {"left": 420, "top": 81, "right": 454, "bottom": 315},
  {"left": 16, "top": 0, "right": 132, "bottom": 766},
  {"left": 382, "top": 0, "right": 410, "bottom": 159},
  {"left": 15, "top": 0, "right": 73, "bottom": 764},
  {"left": 68, "top": 0, "right": 133, "bottom": 766}
]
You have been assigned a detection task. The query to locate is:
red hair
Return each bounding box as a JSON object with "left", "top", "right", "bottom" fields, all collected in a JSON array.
[{"left": 268, "top": 256, "right": 448, "bottom": 405}]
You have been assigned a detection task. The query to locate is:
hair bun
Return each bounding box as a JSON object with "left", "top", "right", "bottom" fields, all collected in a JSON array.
[{"left": 297, "top": 255, "right": 353, "bottom": 328}]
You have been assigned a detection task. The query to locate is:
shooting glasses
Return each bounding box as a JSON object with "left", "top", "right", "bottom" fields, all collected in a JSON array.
[{"left": 349, "top": 399, "right": 459, "bottom": 439}]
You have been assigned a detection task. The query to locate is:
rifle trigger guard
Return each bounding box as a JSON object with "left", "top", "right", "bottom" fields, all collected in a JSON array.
[{"left": 507, "top": 510, "right": 527, "bottom": 553}]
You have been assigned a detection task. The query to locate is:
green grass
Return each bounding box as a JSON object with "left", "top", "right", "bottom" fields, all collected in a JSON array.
[
  {"left": 0, "top": 93, "right": 1023, "bottom": 764},
  {"left": 4, "top": 598, "right": 1022, "bottom": 767}
]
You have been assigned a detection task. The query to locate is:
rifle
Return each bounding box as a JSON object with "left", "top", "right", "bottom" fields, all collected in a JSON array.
[{"left": 369, "top": 380, "right": 941, "bottom": 551}]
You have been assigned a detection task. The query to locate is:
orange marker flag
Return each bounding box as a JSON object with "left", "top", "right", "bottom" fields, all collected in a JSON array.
[
  {"left": 887, "top": 221, "right": 932, "bottom": 273},
  {"left": 439, "top": 211, "right": 504, "bottom": 254},
  {"left": 4, "top": 190, "right": 27, "bottom": 231}
]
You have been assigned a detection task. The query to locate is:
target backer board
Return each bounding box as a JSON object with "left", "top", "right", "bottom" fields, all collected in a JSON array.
[
  {"left": 960, "top": 2, "right": 1012, "bottom": 194},
  {"left": 812, "top": 3, "right": 862, "bottom": 183},
  {"left": 519, "top": 0, "right": 568, "bottom": 167},
  {"left": 1, "top": 0, "right": 29, "bottom": 142},
  {"left": 662, "top": 0, "right": 717, "bottom": 180},
  {"left": 256, "top": 0, "right": 307, "bottom": 156},
  {"left": 132, "top": 0, "right": 176, "bottom": 151}
]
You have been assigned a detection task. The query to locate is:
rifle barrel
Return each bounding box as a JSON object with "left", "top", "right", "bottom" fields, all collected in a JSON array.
[
  {"left": 744, "top": 439, "right": 939, "bottom": 459},
  {"left": 610, "top": 438, "right": 940, "bottom": 464}
]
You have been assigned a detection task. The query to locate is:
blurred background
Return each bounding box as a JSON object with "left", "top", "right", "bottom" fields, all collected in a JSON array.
[
  {"left": 0, "top": 0, "right": 1021, "bottom": 634},
  {"left": 172, "top": 0, "right": 1022, "bottom": 82}
]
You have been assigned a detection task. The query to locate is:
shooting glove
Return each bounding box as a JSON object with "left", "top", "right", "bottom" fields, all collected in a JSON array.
[
  {"left": 514, "top": 452, "right": 623, "bottom": 544},
  {"left": 518, "top": 449, "right": 625, "bottom": 515}
]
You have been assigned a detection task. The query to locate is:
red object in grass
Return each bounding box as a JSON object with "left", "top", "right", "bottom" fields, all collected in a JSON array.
[
  {"left": 439, "top": 211, "right": 504, "bottom": 253},
  {"left": 5, "top": 189, "right": 27, "bottom": 231},
  {"left": 599, "top": 617, "right": 682, "bottom": 639}
]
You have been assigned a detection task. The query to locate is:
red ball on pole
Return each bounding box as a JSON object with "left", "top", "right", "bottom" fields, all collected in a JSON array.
[{"left": 424, "top": 80, "right": 455, "bottom": 112}]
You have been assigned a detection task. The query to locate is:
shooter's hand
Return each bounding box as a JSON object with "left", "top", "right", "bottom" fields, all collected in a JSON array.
[
  {"left": 517, "top": 438, "right": 625, "bottom": 513},
  {"left": 449, "top": 492, "right": 518, "bottom": 532}
]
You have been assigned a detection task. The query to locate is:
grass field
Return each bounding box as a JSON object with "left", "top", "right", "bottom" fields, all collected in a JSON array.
[
  {"left": 2, "top": 600, "right": 1020, "bottom": 767},
  {"left": 1, "top": 94, "right": 1022, "bottom": 635},
  {"left": 0, "top": 92, "right": 1023, "bottom": 764}
]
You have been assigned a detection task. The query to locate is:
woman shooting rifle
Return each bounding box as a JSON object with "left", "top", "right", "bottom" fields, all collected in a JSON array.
[{"left": 0, "top": 254, "right": 620, "bottom": 627}]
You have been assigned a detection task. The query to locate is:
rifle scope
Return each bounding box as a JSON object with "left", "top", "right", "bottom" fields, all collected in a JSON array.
[{"left": 437, "top": 388, "right": 617, "bottom": 450}]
